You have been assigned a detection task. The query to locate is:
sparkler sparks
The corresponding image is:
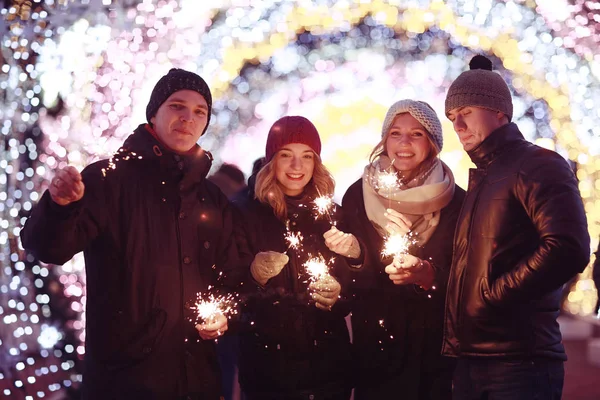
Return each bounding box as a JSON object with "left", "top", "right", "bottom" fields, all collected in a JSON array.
[
  {"left": 189, "top": 290, "right": 238, "bottom": 325},
  {"left": 314, "top": 195, "right": 334, "bottom": 216},
  {"left": 382, "top": 233, "right": 416, "bottom": 259},
  {"left": 376, "top": 170, "right": 398, "bottom": 190},
  {"left": 303, "top": 255, "right": 331, "bottom": 282},
  {"left": 285, "top": 229, "right": 304, "bottom": 250},
  {"left": 313, "top": 194, "right": 336, "bottom": 225}
]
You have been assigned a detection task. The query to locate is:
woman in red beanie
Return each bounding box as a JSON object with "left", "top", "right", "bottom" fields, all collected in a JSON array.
[
  {"left": 340, "top": 100, "right": 465, "bottom": 400},
  {"left": 232, "top": 116, "right": 362, "bottom": 400}
]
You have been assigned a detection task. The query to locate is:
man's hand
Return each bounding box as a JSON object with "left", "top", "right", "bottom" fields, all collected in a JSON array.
[
  {"left": 250, "top": 251, "right": 289, "bottom": 286},
  {"left": 323, "top": 226, "right": 361, "bottom": 259},
  {"left": 49, "top": 166, "right": 85, "bottom": 206},
  {"left": 195, "top": 313, "right": 228, "bottom": 340},
  {"left": 384, "top": 253, "right": 435, "bottom": 289},
  {"left": 309, "top": 274, "right": 341, "bottom": 311}
]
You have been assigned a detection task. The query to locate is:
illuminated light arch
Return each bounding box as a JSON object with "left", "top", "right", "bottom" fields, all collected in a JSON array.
[{"left": 204, "top": 1, "right": 598, "bottom": 314}]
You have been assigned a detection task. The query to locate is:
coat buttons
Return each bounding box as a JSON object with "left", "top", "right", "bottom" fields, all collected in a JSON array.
[
  {"left": 183, "top": 256, "right": 191, "bottom": 264},
  {"left": 204, "top": 241, "right": 210, "bottom": 249}
]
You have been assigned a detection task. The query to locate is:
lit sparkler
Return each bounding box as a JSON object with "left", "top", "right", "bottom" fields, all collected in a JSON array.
[
  {"left": 381, "top": 232, "right": 416, "bottom": 259},
  {"left": 285, "top": 229, "right": 304, "bottom": 250},
  {"left": 313, "top": 193, "right": 336, "bottom": 225},
  {"left": 376, "top": 170, "right": 398, "bottom": 190},
  {"left": 189, "top": 290, "right": 238, "bottom": 325},
  {"left": 303, "top": 255, "right": 331, "bottom": 282}
]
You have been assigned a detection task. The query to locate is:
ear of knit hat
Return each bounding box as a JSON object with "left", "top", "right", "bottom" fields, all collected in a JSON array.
[
  {"left": 146, "top": 68, "right": 213, "bottom": 134},
  {"left": 265, "top": 116, "right": 322, "bottom": 161},
  {"left": 445, "top": 55, "right": 513, "bottom": 121},
  {"left": 381, "top": 100, "right": 443, "bottom": 152}
]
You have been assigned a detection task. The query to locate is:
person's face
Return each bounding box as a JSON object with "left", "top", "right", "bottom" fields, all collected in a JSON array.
[
  {"left": 151, "top": 90, "right": 209, "bottom": 154},
  {"left": 384, "top": 113, "right": 433, "bottom": 174},
  {"left": 273, "top": 143, "right": 315, "bottom": 196},
  {"left": 447, "top": 106, "right": 505, "bottom": 152}
]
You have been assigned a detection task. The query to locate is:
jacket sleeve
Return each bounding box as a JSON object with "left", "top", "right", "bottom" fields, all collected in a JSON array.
[
  {"left": 20, "top": 164, "right": 108, "bottom": 265},
  {"left": 208, "top": 189, "right": 259, "bottom": 297},
  {"left": 487, "top": 150, "right": 590, "bottom": 306},
  {"left": 340, "top": 183, "right": 378, "bottom": 290},
  {"left": 222, "top": 201, "right": 262, "bottom": 294}
]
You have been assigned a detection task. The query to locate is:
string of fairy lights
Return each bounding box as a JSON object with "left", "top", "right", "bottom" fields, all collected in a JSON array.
[{"left": 1, "top": 0, "right": 599, "bottom": 397}]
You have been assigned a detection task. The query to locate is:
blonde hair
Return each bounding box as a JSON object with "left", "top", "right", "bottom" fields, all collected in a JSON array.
[
  {"left": 255, "top": 153, "right": 335, "bottom": 220},
  {"left": 369, "top": 113, "right": 440, "bottom": 183}
]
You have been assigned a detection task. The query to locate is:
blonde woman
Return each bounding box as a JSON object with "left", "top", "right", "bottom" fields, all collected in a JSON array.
[
  {"left": 233, "top": 116, "right": 361, "bottom": 400},
  {"left": 338, "top": 100, "right": 465, "bottom": 399}
]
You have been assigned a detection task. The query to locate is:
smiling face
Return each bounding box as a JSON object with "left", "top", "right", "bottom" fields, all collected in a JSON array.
[
  {"left": 150, "top": 90, "right": 209, "bottom": 154},
  {"left": 384, "top": 113, "right": 434, "bottom": 174},
  {"left": 273, "top": 143, "right": 316, "bottom": 196},
  {"left": 447, "top": 106, "right": 506, "bottom": 152}
]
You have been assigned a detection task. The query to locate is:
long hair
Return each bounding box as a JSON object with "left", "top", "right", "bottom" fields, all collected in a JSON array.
[
  {"left": 369, "top": 113, "right": 440, "bottom": 183},
  {"left": 255, "top": 153, "right": 335, "bottom": 221}
]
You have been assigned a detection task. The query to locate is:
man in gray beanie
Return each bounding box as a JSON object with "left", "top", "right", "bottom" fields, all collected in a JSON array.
[
  {"left": 443, "top": 55, "right": 590, "bottom": 399},
  {"left": 21, "top": 68, "right": 244, "bottom": 399}
]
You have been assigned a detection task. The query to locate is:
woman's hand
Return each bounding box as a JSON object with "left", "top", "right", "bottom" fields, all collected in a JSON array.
[
  {"left": 195, "top": 313, "right": 228, "bottom": 340},
  {"left": 384, "top": 253, "right": 435, "bottom": 289},
  {"left": 250, "top": 251, "right": 289, "bottom": 286},
  {"left": 309, "top": 275, "right": 342, "bottom": 311},
  {"left": 323, "top": 226, "right": 361, "bottom": 259},
  {"left": 384, "top": 208, "right": 412, "bottom": 236}
]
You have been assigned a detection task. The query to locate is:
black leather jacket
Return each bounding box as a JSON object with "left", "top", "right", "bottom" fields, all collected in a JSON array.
[{"left": 442, "top": 123, "right": 590, "bottom": 360}]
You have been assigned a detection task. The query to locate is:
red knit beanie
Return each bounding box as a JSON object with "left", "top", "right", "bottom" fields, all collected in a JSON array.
[{"left": 265, "top": 116, "right": 322, "bottom": 161}]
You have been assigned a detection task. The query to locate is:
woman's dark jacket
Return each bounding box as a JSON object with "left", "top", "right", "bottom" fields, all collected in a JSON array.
[
  {"left": 232, "top": 183, "right": 355, "bottom": 400},
  {"left": 442, "top": 122, "right": 590, "bottom": 360},
  {"left": 21, "top": 124, "right": 242, "bottom": 400},
  {"left": 342, "top": 178, "right": 465, "bottom": 399}
]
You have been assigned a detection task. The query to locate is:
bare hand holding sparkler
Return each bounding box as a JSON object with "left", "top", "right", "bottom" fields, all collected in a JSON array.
[
  {"left": 383, "top": 208, "right": 412, "bottom": 236},
  {"left": 189, "top": 290, "right": 238, "bottom": 340},
  {"left": 49, "top": 166, "right": 85, "bottom": 206},
  {"left": 196, "top": 313, "right": 228, "bottom": 340},
  {"left": 309, "top": 274, "right": 341, "bottom": 311},
  {"left": 251, "top": 251, "right": 289, "bottom": 286},
  {"left": 323, "top": 226, "right": 361, "bottom": 259},
  {"left": 384, "top": 253, "right": 435, "bottom": 289}
]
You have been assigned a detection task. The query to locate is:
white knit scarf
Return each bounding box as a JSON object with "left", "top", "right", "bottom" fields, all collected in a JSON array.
[{"left": 362, "top": 156, "right": 455, "bottom": 246}]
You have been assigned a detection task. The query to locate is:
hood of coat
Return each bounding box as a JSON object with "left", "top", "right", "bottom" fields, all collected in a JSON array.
[{"left": 120, "top": 124, "right": 213, "bottom": 183}]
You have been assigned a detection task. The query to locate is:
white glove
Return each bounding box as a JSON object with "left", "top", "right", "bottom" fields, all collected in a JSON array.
[
  {"left": 250, "top": 251, "right": 289, "bottom": 286},
  {"left": 309, "top": 275, "right": 342, "bottom": 311},
  {"left": 323, "top": 226, "right": 361, "bottom": 259}
]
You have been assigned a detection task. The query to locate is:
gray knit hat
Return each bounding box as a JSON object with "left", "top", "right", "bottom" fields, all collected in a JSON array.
[
  {"left": 445, "top": 55, "right": 513, "bottom": 121},
  {"left": 381, "top": 99, "right": 443, "bottom": 153},
  {"left": 146, "top": 68, "right": 212, "bottom": 134}
]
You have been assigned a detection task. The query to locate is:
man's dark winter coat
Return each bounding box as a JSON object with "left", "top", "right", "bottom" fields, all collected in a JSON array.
[
  {"left": 21, "top": 124, "right": 241, "bottom": 399},
  {"left": 442, "top": 122, "right": 590, "bottom": 360}
]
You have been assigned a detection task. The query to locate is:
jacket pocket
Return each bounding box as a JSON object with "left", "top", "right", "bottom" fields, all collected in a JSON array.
[{"left": 100, "top": 307, "right": 167, "bottom": 371}]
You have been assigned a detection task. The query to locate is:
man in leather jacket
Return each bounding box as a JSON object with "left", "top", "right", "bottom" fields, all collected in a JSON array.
[{"left": 443, "top": 55, "right": 590, "bottom": 399}]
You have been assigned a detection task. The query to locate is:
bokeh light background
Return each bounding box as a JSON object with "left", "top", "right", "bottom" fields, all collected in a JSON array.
[{"left": 1, "top": 0, "right": 600, "bottom": 397}]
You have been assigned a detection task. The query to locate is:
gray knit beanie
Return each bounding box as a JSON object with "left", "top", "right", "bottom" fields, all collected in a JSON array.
[
  {"left": 445, "top": 55, "right": 513, "bottom": 121},
  {"left": 381, "top": 99, "right": 443, "bottom": 153},
  {"left": 146, "top": 68, "right": 212, "bottom": 134}
]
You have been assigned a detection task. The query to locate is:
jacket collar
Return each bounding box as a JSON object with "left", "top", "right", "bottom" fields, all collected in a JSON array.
[
  {"left": 467, "top": 122, "right": 524, "bottom": 169},
  {"left": 120, "top": 124, "right": 213, "bottom": 183}
]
